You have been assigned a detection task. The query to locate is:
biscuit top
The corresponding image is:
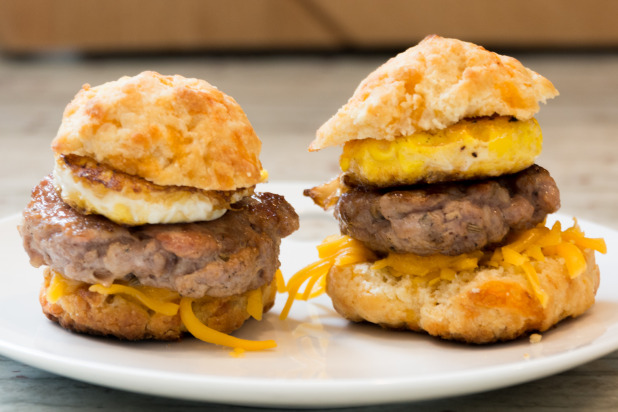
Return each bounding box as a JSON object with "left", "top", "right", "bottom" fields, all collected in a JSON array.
[
  {"left": 52, "top": 71, "right": 263, "bottom": 191},
  {"left": 310, "top": 35, "right": 559, "bottom": 151}
]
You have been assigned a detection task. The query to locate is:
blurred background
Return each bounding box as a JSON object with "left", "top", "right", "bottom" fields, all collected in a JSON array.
[
  {"left": 2, "top": 0, "right": 618, "bottom": 53},
  {"left": 1, "top": 0, "right": 617, "bottom": 219},
  {"left": 1, "top": 1, "right": 618, "bottom": 410}
]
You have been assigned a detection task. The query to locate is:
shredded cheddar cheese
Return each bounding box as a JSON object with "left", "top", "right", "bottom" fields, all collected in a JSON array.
[
  {"left": 281, "top": 219, "right": 606, "bottom": 314},
  {"left": 89, "top": 284, "right": 180, "bottom": 316},
  {"left": 230, "top": 347, "right": 246, "bottom": 358},
  {"left": 372, "top": 251, "right": 483, "bottom": 279},
  {"left": 179, "top": 297, "right": 276, "bottom": 351},
  {"left": 279, "top": 235, "right": 374, "bottom": 320},
  {"left": 275, "top": 269, "right": 286, "bottom": 293},
  {"left": 246, "top": 287, "right": 263, "bottom": 321},
  {"left": 46, "top": 271, "right": 83, "bottom": 304},
  {"left": 46, "top": 270, "right": 277, "bottom": 351}
]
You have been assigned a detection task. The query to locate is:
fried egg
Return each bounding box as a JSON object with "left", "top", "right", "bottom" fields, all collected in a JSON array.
[
  {"left": 339, "top": 116, "right": 542, "bottom": 187},
  {"left": 53, "top": 155, "right": 253, "bottom": 225}
]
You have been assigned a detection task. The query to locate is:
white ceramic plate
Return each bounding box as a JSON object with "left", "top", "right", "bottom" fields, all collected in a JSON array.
[{"left": 1, "top": 182, "right": 617, "bottom": 408}]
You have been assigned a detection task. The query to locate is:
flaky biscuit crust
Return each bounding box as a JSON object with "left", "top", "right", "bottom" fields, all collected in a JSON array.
[
  {"left": 326, "top": 249, "right": 599, "bottom": 343},
  {"left": 39, "top": 270, "right": 277, "bottom": 341},
  {"left": 310, "top": 35, "right": 558, "bottom": 151},
  {"left": 52, "top": 71, "right": 262, "bottom": 191}
]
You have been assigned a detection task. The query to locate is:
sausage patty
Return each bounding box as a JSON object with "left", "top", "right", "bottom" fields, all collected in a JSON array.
[
  {"left": 335, "top": 165, "right": 560, "bottom": 256},
  {"left": 19, "top": 176, "right": 299, "bottom": 298}
]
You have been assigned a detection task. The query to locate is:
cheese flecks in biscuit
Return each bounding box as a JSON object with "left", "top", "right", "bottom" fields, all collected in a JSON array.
[
  {"left": 54, "top": 154, "right": 252, "bottom": 225},
  {"left": 340, "top": 116, "right": 542, "bottom": 186},
  {"left": 52, "top": 71, "right": 263, "bottom": 191},
  {"left": 310, "top": 35, "right": 558, "bottom": 151},
  {"left": 326, "top": 249, "right": 599, "bottom": 344}
]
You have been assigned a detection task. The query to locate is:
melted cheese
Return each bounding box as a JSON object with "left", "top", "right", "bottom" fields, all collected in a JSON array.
[
  {"left": 372, "top": 251, "right": 483, "bottom": 278},
  {"left": 46, "top": 270, "right": 83, "bottom": 304},
  {"left": 281, "top": 220, "right": 606, "bottom": 313},
  {"left": 88, "top": 284, "right": 180, "bottom": 316}
]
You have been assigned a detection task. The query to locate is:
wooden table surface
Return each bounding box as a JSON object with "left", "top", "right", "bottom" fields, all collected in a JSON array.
[{"left": 1, "top": 50, "right": 617, "bottom": 411}]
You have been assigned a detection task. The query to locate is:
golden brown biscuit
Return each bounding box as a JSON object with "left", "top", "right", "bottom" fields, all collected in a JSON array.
[
  {"left": 40, "top": 269, "right": 277, "bottom": 341},
  {"left": 325, "top": 249, "right": 599, "bottom": 343},
  {"left": 310, "top": 35, "right": 558, "bottom": 151},
  {"left": 52, "top": 71, "right": 263, "bottom": 191}
]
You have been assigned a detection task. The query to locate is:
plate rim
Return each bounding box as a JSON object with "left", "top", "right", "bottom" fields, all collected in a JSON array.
[
  {"left": 2, "top": 325, "right": 618, "bottom": 407},
  {"left": 2, "top": 192, "right": 617, "bottom": 408}
]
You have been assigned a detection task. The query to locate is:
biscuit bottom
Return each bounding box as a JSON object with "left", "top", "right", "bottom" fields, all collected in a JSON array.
[
  {"left": 326, "top": 249, "right": 600, "bottom": 343},
  {"left": 39, "top": 268, "right": 276, "bottom": 342}
]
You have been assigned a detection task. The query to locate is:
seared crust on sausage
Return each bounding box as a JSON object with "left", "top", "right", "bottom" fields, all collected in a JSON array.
[{"left": 335, "top": 165, "right": 560, "bottom": 256}]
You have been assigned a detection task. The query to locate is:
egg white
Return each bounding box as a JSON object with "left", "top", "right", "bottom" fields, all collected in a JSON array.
[{"left": 53, "top": 157, "right": 251, "bottom": 225}]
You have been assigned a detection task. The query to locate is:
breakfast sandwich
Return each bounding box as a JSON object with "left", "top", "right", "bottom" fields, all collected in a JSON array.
[
  {"left": 18, "top": 71, "right": 299, "bottom": 351},
  {"left": 283, "top": 36, "right": 606, "bottom": 343}
]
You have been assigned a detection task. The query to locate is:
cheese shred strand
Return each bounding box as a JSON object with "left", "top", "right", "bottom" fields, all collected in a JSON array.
[
  {"left": 180, "top": 297, "right": 276, "bottom": 351},
  {"left": 279, "top": 235, "right": 374, "bottom": 320}
]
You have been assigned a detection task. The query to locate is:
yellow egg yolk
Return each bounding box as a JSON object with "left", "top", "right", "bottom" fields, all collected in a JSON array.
[{"left": 340, "top": 116, "right": 542, "bottom": 187}]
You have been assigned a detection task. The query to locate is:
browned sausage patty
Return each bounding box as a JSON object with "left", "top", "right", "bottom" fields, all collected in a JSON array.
[
  {"left": 335, "top": 165, "right": 560, "bottom": 256},
  {"left": 19, "top": 175, "right": 299, "bottom": 298}
]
